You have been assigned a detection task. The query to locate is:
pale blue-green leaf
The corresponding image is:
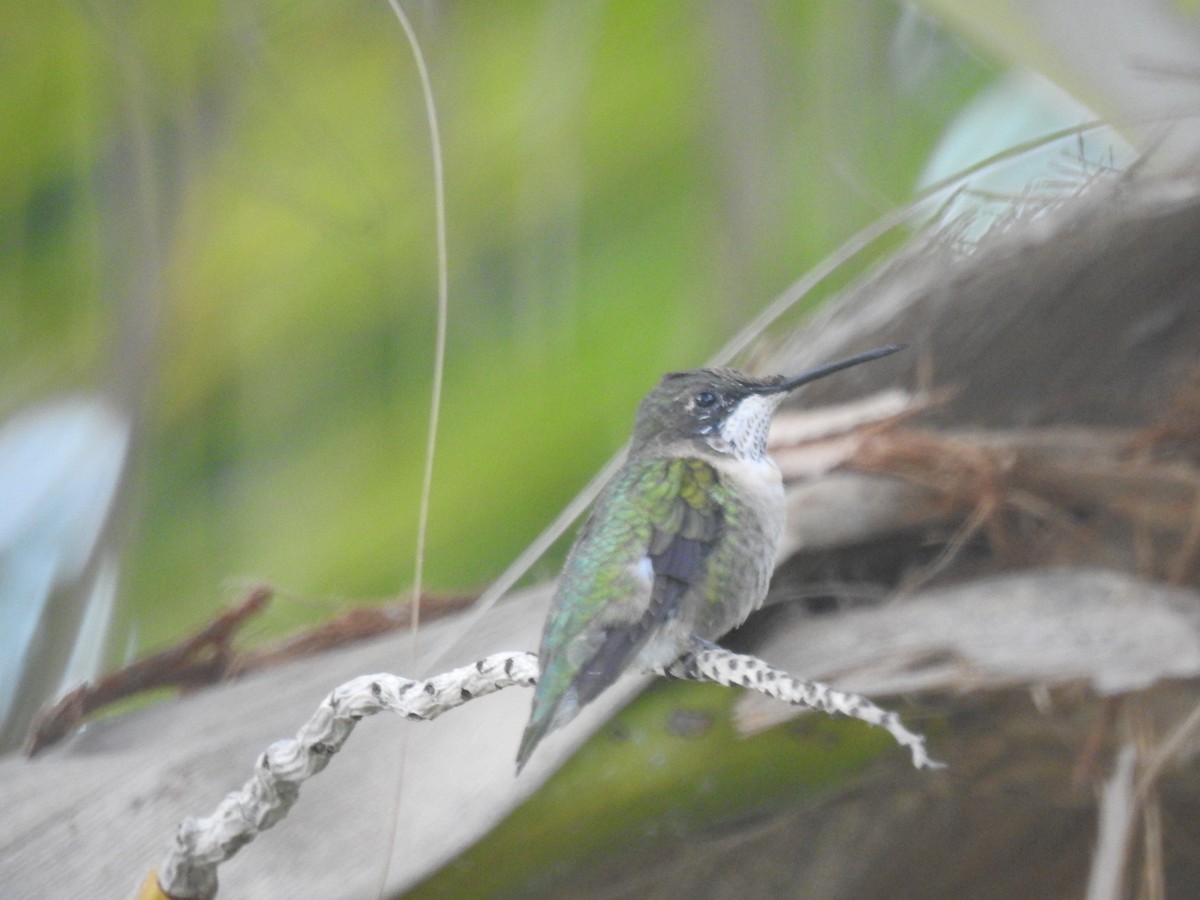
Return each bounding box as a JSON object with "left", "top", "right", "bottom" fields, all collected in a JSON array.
[
  {"left": 0, "top": 397, "right": 129, "bottom": 728},
  {"left": 916, "top": 69, "right": 1136, "bottom": 236}
]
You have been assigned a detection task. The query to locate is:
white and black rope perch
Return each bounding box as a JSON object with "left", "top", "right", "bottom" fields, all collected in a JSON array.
[
  {"left": 151, "top": 646, "right": 941, "bottom": 899},
  {"left": 659, "top": 639, "right": 944, "bottom": 772}
]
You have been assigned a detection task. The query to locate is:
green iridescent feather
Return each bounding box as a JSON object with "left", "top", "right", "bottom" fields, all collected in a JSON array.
[{"left": 518, "top": 456, "right": 767, "bottom": 769}]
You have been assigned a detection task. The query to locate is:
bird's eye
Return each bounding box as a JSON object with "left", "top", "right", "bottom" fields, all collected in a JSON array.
[{"left": 694, "top": 391, "right": 718, "bottom": 408}]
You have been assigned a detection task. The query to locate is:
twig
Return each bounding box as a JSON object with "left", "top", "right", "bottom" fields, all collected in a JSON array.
[
  {"left": 26, "top": 586, "right": 273, "bottom": 756},
  {"left": 1136, "top": 699, "right": 1200, "bottom": 802},
  {"left": 26, "top": 588, "right": 477, "bottom": 755},
  {"left": 152, "top": 652, "right": 540, "bottom": 900},
  {"left": 228, "top": 592, "right": 476, "bottom": 675},
  {"left": 1087, "top": 742, "right": 1139, "bottom": 900},
  {"left": 660, "top": 640, "right": 945, "bottom": 771},
  {"left": 145, "top": 645, "right": 940, "bottom": 899}
]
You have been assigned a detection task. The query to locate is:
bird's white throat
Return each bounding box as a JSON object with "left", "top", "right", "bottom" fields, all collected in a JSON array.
[{"left": 709, "top": 393, "right": 781, "bottom": 461}]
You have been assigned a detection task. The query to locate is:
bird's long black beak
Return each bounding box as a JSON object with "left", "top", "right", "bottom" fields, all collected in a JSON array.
[{"left": 757, "top": 344, "right": 905, "bottom": 395}]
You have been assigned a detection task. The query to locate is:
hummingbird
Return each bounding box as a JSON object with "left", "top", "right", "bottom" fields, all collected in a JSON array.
[{"left": 516, "top": 344, "right": 904, "bottom": 771}]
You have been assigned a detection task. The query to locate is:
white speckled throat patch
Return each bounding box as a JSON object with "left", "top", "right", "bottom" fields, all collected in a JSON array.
[{"left": 712, "top": 393, "right": 782, "bottom": 460}]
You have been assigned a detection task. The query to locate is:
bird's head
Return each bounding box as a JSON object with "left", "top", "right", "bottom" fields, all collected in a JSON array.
[{"left": 629, "top": 345, "right": 904, "bottom": 460}]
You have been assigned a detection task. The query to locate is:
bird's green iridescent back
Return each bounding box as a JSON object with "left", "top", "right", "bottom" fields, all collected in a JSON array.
[{"left": 517, "top": 453, "right": 781, "bottom": 767}]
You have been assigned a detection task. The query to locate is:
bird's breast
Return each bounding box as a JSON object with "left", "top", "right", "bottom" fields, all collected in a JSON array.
[
  {"left": 693, "top": 453, "right": 788, "bottom": 632},
  {"left": 713, "top": 454, "right": 786, "bottom": 537}
]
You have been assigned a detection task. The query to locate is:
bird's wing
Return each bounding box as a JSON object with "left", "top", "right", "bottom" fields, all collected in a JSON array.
[{"left": 517, "top": 457, "right": 725, "bottom": 769}]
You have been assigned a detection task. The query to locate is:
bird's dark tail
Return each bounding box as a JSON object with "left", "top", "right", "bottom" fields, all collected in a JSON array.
[
  {"left": 516, "top": 676, "right": 584, "bottom": 773},
  {"left": 515, "top": 704, "right": 557, "bottom": 773},
  {"left": 517, "top": 614, "right": 661, "bottom": 772}
]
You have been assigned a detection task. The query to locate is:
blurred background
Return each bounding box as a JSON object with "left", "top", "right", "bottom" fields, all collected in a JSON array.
[{"left": 0, "top": 0, "right": 1159, "bottom": 751}]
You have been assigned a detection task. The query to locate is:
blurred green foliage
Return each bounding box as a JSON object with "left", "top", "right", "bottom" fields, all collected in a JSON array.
[{"left": 1, "top": 0, "right": 995, "bottom": 655}]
